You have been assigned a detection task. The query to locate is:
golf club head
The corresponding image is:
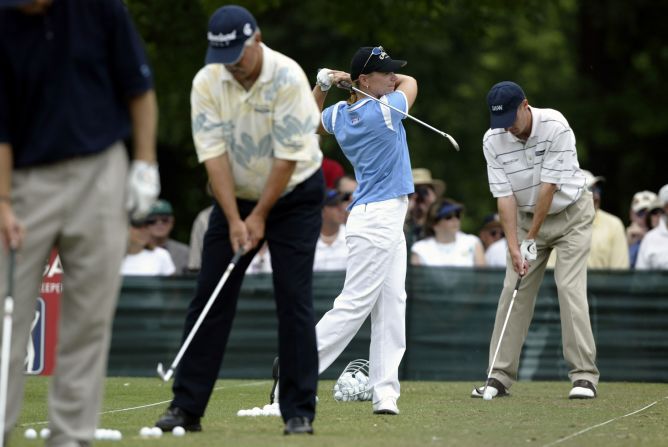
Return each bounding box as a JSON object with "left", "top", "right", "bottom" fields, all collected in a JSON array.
[
  {"left": 156, "top": 363, "right": 173, "bottom": 382},
  {"left": 445, "top": 134, "right": 460, "bottom": 151}
]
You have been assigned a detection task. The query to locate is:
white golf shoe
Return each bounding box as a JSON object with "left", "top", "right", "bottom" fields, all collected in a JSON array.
[
  {"left": 471, "top": 378, "right": 509, "bottom": 399},
  {"left": 373, "top": 397, "right": 399, "bottom": 415},
  {"left": 568, "top": 380, "right": 597, "bottom": 399}
]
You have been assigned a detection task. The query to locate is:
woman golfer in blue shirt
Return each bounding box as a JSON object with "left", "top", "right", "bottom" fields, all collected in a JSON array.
[{"left": 312, "top": 46, "right": 417, "bottom": 415}]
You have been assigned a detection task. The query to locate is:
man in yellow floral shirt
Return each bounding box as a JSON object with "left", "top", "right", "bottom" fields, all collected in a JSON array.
[{"left": 155, "top": 5, "right": 323, "bottom": 436}]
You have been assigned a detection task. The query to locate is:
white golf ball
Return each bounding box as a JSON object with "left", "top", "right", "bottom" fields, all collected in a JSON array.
[
  {"left": 40, "top": 427, "right": 51, "bottom": 439},
  {"left": 172, "top": 426, "right": 186, "bottom": 437},
  {"left": 150, "top": 426, "right": 163, "bottom": 437},
  {"left": 139, "top": 426, "right": 152, "bottom": 437},
  {"left": 483, "top": 392, "right": 493, "bottom": 401},
  {"left": 24, "top": 428, "right": 38, "bottom": 439},
  {"left": 112, "top": 430, "right": 123, "bottom": 440}
]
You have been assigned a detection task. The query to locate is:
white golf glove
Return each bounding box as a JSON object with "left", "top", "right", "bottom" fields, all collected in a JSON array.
[
  {"left": 126, "top": 160, "right": 160, "bottom": 220},
  {"left": 520, "top": 239, "right": 537, "bottom": 262},
  {"left": 316, "top": 68, "right": 333, "bottom": 91}
]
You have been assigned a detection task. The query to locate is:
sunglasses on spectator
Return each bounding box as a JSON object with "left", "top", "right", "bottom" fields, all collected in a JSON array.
[
  {"left": 361, "top": 46, "right": 388, "bottom": 74},
  {"left": 146, "top": 216, "right": 171, "bottom": 225},
  {"left": 130, "top": 220, "right": 149, "bottom": 229},
  {"left": 490, "top": 229, "right": 504, "bottom": 238}
]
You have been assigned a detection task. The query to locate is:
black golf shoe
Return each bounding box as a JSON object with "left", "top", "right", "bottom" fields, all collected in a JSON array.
[
  {"left": 283, "top": 416, "right": 313, "bottom": 435},
  {"left": 155, "top": 406, "right": 202, "bottom": 432}
]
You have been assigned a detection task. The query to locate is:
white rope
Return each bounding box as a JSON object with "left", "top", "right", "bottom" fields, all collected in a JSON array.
[
  {"left": 541, "top": 397, "right": 666, "bottom": 447},
  {"left": 20, "top": 380, "right": 269, "bottom": 427}
]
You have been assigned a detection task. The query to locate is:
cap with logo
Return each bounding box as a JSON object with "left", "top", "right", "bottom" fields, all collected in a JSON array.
[
  {"left": 205, "top": 5, "right": 257, "bottom": 65},
  {"left": 350, "top": 46, "right": 407, "bottom": 81},
  {"left": 487, "top": 81, "right": 526, "bottom": 129}
]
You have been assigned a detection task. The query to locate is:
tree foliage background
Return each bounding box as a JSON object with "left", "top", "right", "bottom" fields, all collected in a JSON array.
[{"left": 127, "top": 0, "right": 668, "bottom": 242}]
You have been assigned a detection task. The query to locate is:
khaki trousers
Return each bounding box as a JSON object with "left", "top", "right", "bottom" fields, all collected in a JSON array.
[
  {"left": 489, "top": 190, "right": 600, "bottom": 388},
  {"left": 0, "top": 144, "right": 128, "bottom": 446}
]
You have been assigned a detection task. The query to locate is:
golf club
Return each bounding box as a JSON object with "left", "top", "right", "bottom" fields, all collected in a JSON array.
[
  {"left": 157, "top": 247, "right": 245, "bottom": 382},
  {"left": 0, "top": 249, "right": 16, "bottom": 447},
  {"left": 337, "top": 81, "right": 460, "bottom": 151},
  {"left": 481, "top": 275, "right": 522, "bottom": 400}
]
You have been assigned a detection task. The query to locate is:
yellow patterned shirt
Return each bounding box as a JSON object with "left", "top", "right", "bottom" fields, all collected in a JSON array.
[{"left": 191, "top": 43, "right": 322, "bottom": 200}]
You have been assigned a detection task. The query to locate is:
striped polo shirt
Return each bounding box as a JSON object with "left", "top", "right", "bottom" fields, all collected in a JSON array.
[{"left": 483, "top": 107, "right": 587, "bottom": 214}]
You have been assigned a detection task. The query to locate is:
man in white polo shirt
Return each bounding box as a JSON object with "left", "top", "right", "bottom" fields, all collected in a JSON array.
[
  {"left": 155, "top": 5, "right": 323, "bottom": 435},
  {"left": 472, "top": 81, "right": 599, "bottom": 400}
]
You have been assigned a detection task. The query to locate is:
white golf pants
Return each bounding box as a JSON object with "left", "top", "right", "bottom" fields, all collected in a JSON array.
[{"left": 316, "top": 196, "right": 408, "bottom": 404}]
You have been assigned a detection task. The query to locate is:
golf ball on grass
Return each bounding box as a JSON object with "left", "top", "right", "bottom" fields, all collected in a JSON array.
[
  {"left": 24, "top": 428, "right": 37, "bottom": 439},
  {"left": 483, "top": 392, "right": 493, "bottom": 401},
  {"left": 172, "top": 426, "right": 186, "bottom": 437},
  {"left": 40, "top": 427, "right": 51, "bottom": 439}
]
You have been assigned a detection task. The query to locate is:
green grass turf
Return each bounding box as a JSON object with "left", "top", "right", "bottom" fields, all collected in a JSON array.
[{"left": 10, "top": 377, "right": 668, "bottom": 447}]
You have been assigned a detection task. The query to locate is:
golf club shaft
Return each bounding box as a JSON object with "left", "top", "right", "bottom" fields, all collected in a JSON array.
[
  {"left": 0, "top": 250, "right": 16, "bottom": 447},
  {"left": 338, "top": 81, "right": 460, "bottom": 151},
  {"left": 482, "top": 275, "right": 522, "bottom": 397},
  {"left": 159, "top": 248, "right": 244, "bottom": 381}
]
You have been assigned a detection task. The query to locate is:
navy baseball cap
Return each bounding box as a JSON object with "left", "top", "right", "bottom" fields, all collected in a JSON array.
[
  {"left": 350, "top": 46, "right": 407, "bottom": 81},
  {"left": 487, "top": 81, "right": 526, "bottom": 129},
  {"left": 205, "top": 5, "right": 257, "bottom": 65},
  {"left": 436, "top": 201, "right": 463, "bottom": 220}
]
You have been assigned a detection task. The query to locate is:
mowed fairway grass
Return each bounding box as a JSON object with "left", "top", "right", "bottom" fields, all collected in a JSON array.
[{"left": 12, "top": 378, "right": 668, "bottom": 447}]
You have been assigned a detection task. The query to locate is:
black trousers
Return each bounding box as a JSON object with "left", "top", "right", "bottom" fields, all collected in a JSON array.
[{"left": 172, "top": 170, "right": 324, "bottom": 423}]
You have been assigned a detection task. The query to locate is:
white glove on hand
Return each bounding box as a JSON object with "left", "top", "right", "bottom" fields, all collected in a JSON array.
[
  {"left": 316, "top": 68, "right": 333, "bottom": 91},
  {"left": 126, "top": 160, "right": 160, "bottom": 220},
  {"left": 520, "top": 239, "right": 537, "bottom": 262}
]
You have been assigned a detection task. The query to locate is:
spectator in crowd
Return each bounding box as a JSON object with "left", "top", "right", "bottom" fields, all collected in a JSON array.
[
  {"left": 187, "top": 206, "right": 213, "bottom": 272},
  {"left": 480, "top": 214, "right": 507, "bottom": 267},
  {"left": 322, "top": 156, "right": 344, "bottom": 189},
  {"left": 0, "top": 0, "right": 159, "bottom": 445},
  {"left": 121, "top": 219, "right": 175, "bottom": 276},
  {"left": 335, "top": 174, "right": 357, "bottom": 221},
  {"left": 313, "top": 190, "right": 348, "bottom": 271},
  {"left": 154, "top": 5, "right": 322, "bottom": 435},
  {"left": 187, "top": 183, "right": 214, "bottom": 273},
  {"left": 627, "top": 190, "right": 657, "bottom": 267},
  {"left": 479, "top": 213, "right": 504, "bottom": 250},
  {"left": 549, "top": 170, "right": 629, "bottom": 269},
  {"left": 582, "top": 170, "right": 629, "bottom": 269},
  {"left": 405, "top": 167, "right": 445, "bottom": 244},
  {"left": 636, "top": 184, "right": 668, "bottom": 270},
  {"left": 645, "top": 196, "right": 665, "bottom": 230},
  {"left": 410, "top": 198, "right": 486, "bottom": 267},
  {"left": 473, "top": 81, "right": 598, "bottom": 400},
  {"left": 147, "top": 199, "right": 190, "bottom": 274}
]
